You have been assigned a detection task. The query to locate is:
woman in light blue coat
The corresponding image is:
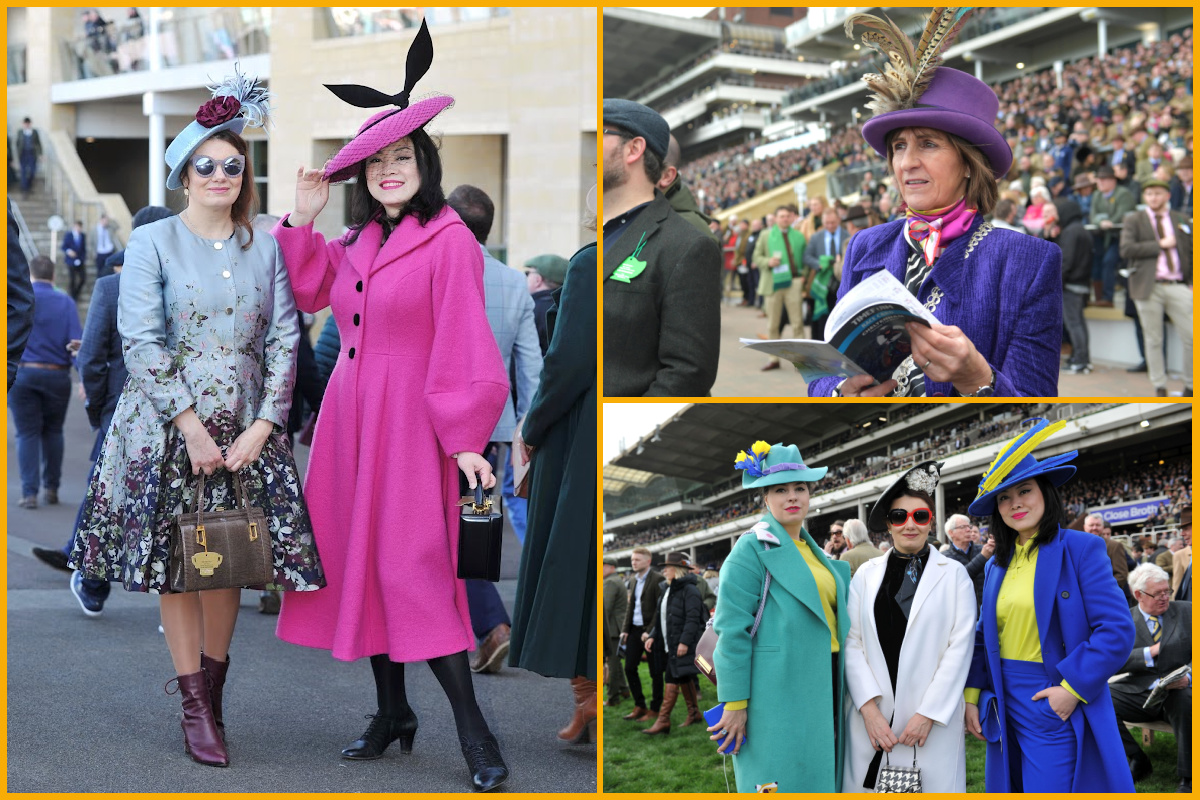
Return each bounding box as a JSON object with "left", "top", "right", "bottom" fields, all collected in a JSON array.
[
  {"left": 710, "top": 441, "right": 850, "bottom": 792},
  {"left": 70, "top": 73, "right": 324, "bottom": 767}
]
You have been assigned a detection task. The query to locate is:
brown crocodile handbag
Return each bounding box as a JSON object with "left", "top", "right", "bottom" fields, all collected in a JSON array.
[{"left": 169, "top": 471, "right": 273, "bottom": 593}]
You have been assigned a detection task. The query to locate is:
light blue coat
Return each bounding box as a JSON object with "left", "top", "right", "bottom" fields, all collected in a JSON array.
[
  {"left": 714, "top": 516, "right": 851, "bottom": 792},
  {"left": 480, "top": 245, "right": 542, "bottom": 441}
]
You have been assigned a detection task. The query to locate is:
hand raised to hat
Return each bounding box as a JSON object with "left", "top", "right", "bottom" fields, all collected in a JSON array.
[{"left": 288, "top": 162, "right": 330, "bottom": 228}]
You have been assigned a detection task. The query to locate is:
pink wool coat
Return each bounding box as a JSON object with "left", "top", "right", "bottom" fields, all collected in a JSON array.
[{"left": 272, "top": 208, "right": 508, "bottom": 662}]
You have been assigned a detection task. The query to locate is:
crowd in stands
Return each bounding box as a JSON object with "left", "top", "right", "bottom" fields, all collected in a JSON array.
[
  {"left": 685, "top": 27, "right": 1193, "bottom": 224},
  {"left": 606, "top": 405, "right": 1137, "bottom": 551}
]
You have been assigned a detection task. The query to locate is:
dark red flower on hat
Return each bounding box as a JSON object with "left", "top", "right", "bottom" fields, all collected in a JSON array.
[{"left": 196, "top": 96, "right": 242, "bottom": 128}]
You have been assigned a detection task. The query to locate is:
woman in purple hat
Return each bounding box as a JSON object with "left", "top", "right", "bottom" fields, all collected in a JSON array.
[
  {"left": 808, "top": 8, "right": 1063, "bottom": 398},
  {"left": 271, "top": 21, "right": 510, "bottom": 791},
  {"left": 962, "top": 418, "right": 1134, "bottom": 792}
]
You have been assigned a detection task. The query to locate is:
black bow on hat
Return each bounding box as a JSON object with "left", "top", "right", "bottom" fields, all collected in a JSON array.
[{"left": 324, "top": 17, "right": 434, "bottom": 113}]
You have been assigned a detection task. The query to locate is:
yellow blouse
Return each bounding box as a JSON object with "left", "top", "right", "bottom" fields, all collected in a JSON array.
[
  {"left": 964, "top": 538, "right": 1084, "bottom": 705},
  {"left": 725, "top": 537, "right": 839, "bottom": 712}
]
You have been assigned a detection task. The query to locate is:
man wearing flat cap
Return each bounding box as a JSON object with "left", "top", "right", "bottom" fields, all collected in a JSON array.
[
  {"left": 1119, "top": 178, "right": 1192, "bottom": 396},
  {"left": 524, "top": 254, "right": 568, "bottom": 355},
  {"left": 603, "top": 556, "right": 630, "bottom": 705},
  {"left": 602, "top": 99, "right": 721, "bottom": 397},
  {"left": 1170, "top": 154, "right": 1192, "bottom": 215}
]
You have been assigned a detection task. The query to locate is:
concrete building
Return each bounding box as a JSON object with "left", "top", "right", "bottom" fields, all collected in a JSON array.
[{"left": 8, "top": 7, "right": 597, "bottom": 269}]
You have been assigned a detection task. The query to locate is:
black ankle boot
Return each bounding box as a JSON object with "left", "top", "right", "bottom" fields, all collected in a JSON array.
[
  {"left": 341, "top": 708, "right": 418, "bottom": 759},
  {"left": 460, "top": 734, "right": 509, "bottom": 791}
]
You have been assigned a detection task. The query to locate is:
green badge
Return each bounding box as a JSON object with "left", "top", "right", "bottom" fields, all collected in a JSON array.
[
  {"left": 608, "top": 231, "right": 649, "bottom": 283},
  {"left": 610, "top": 256, "right": 647, "bottom": 283}
]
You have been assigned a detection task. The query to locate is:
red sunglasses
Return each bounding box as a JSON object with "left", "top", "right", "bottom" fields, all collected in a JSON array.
[{"left": 886, "top": 507, "right": 932, "bottom": 527}]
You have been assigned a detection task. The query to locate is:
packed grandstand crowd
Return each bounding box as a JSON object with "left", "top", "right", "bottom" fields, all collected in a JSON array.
[
  {"left": 604, "top": 405, "right": 1187, "bottom": 550},
  {"left": 683, "top": 26, "right": 1193, "bottom": 218}
]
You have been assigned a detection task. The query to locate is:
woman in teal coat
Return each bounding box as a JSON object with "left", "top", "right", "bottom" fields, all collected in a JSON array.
[{"left": 710, "top": 441, "right": 851, "bottom": 792}]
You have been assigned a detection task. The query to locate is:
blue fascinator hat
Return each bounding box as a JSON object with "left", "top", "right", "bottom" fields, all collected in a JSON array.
[
  {"left": 968, "top": 418, "right": 1077, "bottom": 517},
  {"left": 165, "top": 65, "right": 273, "bottom": 190}
]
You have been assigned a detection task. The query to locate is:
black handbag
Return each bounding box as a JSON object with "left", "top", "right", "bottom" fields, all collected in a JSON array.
[{"left": 458, "top": 479, "right": 502, "bottom": 582}]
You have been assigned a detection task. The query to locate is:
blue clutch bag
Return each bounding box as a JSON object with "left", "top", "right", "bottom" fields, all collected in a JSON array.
[
  {"left": 977, "top": 689, "right": 1002, "bottom": 744},
  {"left": 705, "top": 703, "right": 746, "bottom": 755}
]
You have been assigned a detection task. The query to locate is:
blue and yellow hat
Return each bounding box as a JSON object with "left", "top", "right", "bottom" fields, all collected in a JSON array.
[
  {"left": 967, "top": 418, "right": 1077, "bottom": 517},
  {"left": 735, "top": 441, "right": 827, "bottom": 489}
]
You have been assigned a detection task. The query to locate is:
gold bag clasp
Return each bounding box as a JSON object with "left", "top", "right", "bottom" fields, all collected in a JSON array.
[
  {"left": 248, "top": 522, "right": 258, "bottom": 541},
  {"left": 195, "top": 525, "right": 206, "bottom": 547},
  {"left": 191, "top": 551, "right": 223, "bottom": 576}
]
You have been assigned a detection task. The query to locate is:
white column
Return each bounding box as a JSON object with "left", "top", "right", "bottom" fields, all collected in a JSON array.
[
  {"left": 935, "top": 485, "right": 946, "bottom": 543},
  {"left": 1054, "top": 60, "right": 1064, "bottom": 90},
  {"left": 974, "top": 60, "right": 983, "bottom": 81},
  {"left": 147, "top": 8, "right": 166, "bottom": 206},
  {"left": 1097, "top": 19, "right": 1108, "bottom": 60}
]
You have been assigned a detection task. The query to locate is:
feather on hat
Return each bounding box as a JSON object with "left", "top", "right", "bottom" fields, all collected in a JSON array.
[
  {"left": 967, "top": 418, "right": 1078, "bottom": 517},
  {"left": 846, "top": 7, "right": 1014, "bottom": 177}
]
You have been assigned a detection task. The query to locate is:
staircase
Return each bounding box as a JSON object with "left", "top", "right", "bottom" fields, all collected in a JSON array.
[{"left": 10, "top": 184, "right": 96, "bottom": 311}]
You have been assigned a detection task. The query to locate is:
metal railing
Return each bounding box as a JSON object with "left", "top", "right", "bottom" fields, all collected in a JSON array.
[
  {"left": 317, "top": 7, "right": 510, "bottom": 39},
  {"left": 8, "top": 200, "right": 39, "bottom": 262},
  {"left": 59, "top": 8, "right": 271, "bottom": 81},
  {"left": 38, "top": 129, "right": 129, "bottom": 258},
  {"left": 8, "top": 44, "right": 26, "bottom": 84}
]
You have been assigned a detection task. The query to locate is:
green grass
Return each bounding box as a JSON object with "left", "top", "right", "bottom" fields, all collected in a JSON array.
[{"left": 604, "top": 663, "right": 1181, "bottom": 792}]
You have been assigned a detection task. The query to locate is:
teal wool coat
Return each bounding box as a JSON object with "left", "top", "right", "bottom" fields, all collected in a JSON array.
[{"left": 714, "top": 518, "right": 851, "bottom": 792}]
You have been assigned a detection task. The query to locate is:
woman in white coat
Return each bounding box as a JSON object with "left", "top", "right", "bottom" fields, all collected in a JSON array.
[{"left": 843, "top": 461, "right": 977, "bottom": 792}]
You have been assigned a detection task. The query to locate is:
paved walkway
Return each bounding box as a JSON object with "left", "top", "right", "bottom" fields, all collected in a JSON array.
[
  {"left": 6, "top": 384, "right": 595, "bottom": 793},
  {"left": 711, "top": 296, "right": 1176, "bottom": 398}
]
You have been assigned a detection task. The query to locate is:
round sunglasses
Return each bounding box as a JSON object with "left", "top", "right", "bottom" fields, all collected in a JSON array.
[
  {"left": 190, "top": 154, "right": 246, "bottom": 179},
  {"left": 886, "top": 507, "right": 932, "bottom": 527}
]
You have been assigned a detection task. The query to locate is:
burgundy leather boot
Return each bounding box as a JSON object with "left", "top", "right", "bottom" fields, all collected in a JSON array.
[
  {"left": 167, "top": 671, "right": 229, "bottom": 767},
  {"left": 200, "top": 653, "right": 230, "bottom": 739}
]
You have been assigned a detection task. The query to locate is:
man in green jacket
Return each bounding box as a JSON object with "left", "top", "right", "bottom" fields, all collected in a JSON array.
[
  {"left": 752, "top": 204, "right": 808, "bottom": 371},
  {"left": 1089, "top": 165, "right": 1136, "bottom": 306}
]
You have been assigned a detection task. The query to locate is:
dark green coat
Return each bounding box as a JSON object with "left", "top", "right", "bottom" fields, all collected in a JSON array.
[{"left": 509, "top": 243, "right": 596, "bottom": 679}]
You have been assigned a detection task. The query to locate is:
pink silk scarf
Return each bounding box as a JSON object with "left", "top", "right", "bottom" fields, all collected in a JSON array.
[{"left": 904, "top": 198, "right": 978, "bottom": 268}]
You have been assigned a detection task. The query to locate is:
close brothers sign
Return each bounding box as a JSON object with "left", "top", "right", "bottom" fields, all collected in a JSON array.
[{"left": 1092, "top": 495, "right": 1171, "bottom": 526}]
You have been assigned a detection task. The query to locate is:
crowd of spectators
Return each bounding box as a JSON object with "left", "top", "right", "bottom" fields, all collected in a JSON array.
[
  {"left": 683, "top": 25, "right": 1193, "bottom": 221},
  {"left": 606, "top": 405, "right": 1124, "bottom": 550}
]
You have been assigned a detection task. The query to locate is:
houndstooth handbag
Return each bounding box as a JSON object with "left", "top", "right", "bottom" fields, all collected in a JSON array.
[{"left": 876, "top": 747, "right": 922, "bottom": 793}]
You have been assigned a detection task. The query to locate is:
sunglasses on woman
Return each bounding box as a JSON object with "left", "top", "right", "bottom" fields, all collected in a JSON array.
[
  {"left": 887, "top": 508, "right": 932, "bottom": 526},
  {"left": 191, "top": 154, "right": 246, "bottom": 178}
]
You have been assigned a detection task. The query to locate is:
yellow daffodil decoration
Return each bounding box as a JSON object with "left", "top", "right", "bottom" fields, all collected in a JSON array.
[{"left": 735, "top": 441, "right": 772, "bottom": 478}]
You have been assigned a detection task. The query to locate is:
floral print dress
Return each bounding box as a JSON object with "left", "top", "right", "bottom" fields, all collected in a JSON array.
[{"left": 70, "top": 216, "right": 325, "bottom": 594}]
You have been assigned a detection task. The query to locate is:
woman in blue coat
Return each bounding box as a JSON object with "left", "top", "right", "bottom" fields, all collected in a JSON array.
[
  {"left": 709, "top": 441, "right": 850, "bottom": 792},
  {"left": 963, "top": 418, "right": 1135, "bottom": 792},
  {"left": 810, "top": 11, "right": 1061, "bottom": 398}
]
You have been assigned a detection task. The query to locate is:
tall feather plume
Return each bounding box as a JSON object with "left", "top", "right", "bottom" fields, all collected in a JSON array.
[
  {"left": 207, "top": 62, "right": 274, "bottom": 132},
  {"left": 845, "top": 7, "right": 973, "bottom": 115},
  {"left": 976, "top": 418, "right": 1066, "bottom": 496}
]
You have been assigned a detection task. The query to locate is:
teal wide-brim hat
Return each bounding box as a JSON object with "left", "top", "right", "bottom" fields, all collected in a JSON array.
[
  {"left": 968, "top": 418, "right": 1077, "bottom": 518},
  {"left": 165, "top": 66, "right": 273, "bottom": 191},
  {"left": 735, "top": 441, "right": 827, "bottom": 489}
]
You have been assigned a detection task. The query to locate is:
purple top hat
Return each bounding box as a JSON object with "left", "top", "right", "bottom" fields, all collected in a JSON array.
[{"left": 861, "top": 67, "right": 1012, "bottom": 179}]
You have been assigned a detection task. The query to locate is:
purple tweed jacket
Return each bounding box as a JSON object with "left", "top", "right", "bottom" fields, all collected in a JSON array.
[{"left": 807, "top": 214, "right": 1062, "bottom": 397}]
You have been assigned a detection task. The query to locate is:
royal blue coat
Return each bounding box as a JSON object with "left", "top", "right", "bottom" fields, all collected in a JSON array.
[
  {"left": 808, "top": 215, "right": 1062, "bottom": 397},
  {"left": 966, "top": 528, "right": 1136, "bottom": 792}
]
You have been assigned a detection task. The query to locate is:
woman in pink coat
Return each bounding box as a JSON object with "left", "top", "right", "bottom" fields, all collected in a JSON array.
[{"left": 272, "top": 22, "right": 510, "bottom": 792}]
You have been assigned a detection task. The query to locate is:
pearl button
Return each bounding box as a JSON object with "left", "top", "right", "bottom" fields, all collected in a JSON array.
[
  {"left": 214, "top": 241, "right": 223, "bottom": 251},
  {"left": 222, "top": 270, "right": 231, "bottom": 279}
]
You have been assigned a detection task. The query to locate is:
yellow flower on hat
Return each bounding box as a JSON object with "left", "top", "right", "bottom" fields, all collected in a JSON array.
[{"left": 751, "top": 441, "right": 771, "bottom": 458}]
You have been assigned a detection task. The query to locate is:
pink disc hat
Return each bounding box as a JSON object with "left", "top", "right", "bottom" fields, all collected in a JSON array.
[{"left": 322, "top": 19, "right": 454, "bottom": 184}]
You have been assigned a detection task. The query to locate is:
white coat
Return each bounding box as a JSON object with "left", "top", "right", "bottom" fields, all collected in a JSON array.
[{"left": 841, "top": 548, "right": 977, "bottom": 793}]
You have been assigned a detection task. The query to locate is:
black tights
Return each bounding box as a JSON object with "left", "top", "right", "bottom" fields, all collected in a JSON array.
[{"left": 370, "top": 651, "right": 491, "bottom": 741}]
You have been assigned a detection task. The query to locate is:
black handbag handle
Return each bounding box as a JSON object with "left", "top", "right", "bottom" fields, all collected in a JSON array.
[
  {"left": 475, "top": 483, "right": 484, "bottom": 507},
  {"left": 883, "top": 746, "right": 919, "bottom": 768}
]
